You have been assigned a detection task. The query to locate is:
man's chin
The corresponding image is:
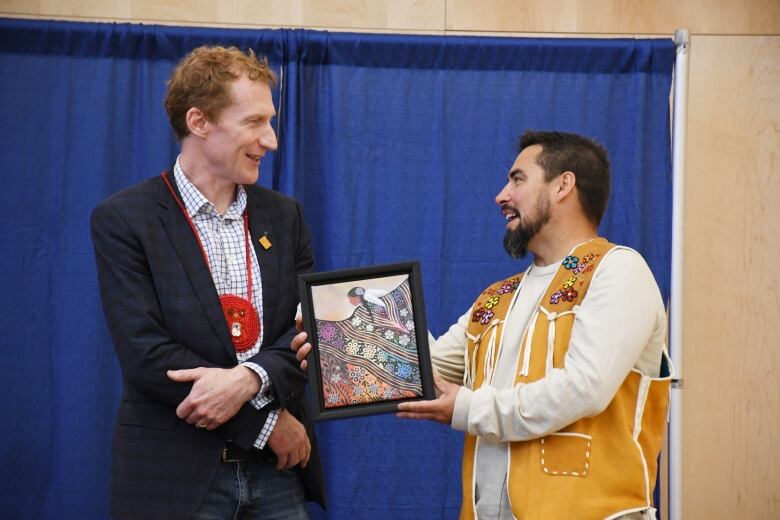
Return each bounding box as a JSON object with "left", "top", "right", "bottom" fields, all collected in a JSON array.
[
  {"left": 503, "top": 230, "right": 529, "bottom": 259},
  {"left": 239, "top": 169, "right": 260, "bottom": 185}
]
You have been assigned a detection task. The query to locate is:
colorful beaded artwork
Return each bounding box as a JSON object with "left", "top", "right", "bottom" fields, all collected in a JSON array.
[
  {"left": 471, "top": 276, "right": 521, "bottom": 324},
  {"left": 549, "top": 252, "right": 600, "bottom": 304},
  {"left": 315, "top": 279, "right": 422, "bottom": 409}
]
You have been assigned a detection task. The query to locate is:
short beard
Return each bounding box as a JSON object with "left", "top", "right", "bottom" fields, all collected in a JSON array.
[{"left": 503, "top": 196, "right": 551, "bottom": 259}]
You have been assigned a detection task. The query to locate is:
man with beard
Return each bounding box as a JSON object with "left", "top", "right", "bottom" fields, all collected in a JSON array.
[
  {"left": 397, "top": 130, "right": 672, "bottom": 519},
  {"left": 292, "top": 130, "right": 671, "bottom": 519},
  {"left": 292, "top": 132, "right": 671, "bottom": 520}
]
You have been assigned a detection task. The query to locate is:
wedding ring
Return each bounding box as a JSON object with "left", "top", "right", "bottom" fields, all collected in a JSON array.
[{"left": 196, "top": 422, "right": 208, "bottom": 429}]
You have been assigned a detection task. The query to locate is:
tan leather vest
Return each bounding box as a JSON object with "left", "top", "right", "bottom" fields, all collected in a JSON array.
[{"left": 460, "top": 238, "right": 672, "bottom": 520}]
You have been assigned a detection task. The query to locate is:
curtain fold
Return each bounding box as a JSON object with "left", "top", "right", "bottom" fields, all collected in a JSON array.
[{"left": 0, "top": 18, "right": 673, "bottom": 519}]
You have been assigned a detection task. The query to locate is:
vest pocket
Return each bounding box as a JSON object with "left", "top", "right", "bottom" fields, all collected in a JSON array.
[{"left": 540, "top": 432, "right": 592, "bottom": 477}]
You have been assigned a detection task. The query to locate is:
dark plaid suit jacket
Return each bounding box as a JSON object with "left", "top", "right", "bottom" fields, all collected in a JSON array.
[{"left": 91, "top": 175, "right": 326, "bottom": 519}]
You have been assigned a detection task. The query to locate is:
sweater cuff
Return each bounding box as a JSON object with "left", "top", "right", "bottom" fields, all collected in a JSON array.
[{"left": 452, "top": 386, "right": 473, "bottom": 432}]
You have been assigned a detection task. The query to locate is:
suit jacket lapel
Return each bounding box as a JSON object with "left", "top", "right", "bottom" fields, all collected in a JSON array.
[
  {"left": 154, "top": 176, "right": 237, "bottom": 362},
  {"left": 246, "top": 188, "right": 280, "bottom": 348}
]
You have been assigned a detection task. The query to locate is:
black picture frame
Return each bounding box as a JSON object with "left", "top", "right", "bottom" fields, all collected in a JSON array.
[{"left": 298, "top": 261, "right": 435, "bottom": 421}]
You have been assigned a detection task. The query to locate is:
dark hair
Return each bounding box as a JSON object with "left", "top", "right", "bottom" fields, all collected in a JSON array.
[
  {"left": 347, "top": 287, "right": 365, "bottom": 298},
  {"left": 518, "top": 130, "right": 611, "bottom": 226}
]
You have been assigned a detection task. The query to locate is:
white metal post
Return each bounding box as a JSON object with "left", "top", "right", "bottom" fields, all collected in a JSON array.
[{"left": 669, "top": 27, "right": 690, "bottom": 520}]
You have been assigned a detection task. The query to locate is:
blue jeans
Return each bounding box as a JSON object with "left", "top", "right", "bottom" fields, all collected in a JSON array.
[{"left": 190, "top": 458, "right": 308, "bottom": 520}]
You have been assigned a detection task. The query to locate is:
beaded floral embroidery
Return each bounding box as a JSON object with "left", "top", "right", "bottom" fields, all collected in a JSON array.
[
  {"left": 549, "top": 253, "right": 600, "bottom": 305},
  {"left": 472, "top": 276, "right": 521, "bottom": 323},
  {"left": 315, "top": 279, "right": 422, "bottom": 408}
]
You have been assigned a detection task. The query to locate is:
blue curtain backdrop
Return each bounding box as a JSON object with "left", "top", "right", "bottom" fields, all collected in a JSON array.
[{"left": 0, "top": 18, "right": 674, "bottom": 519}]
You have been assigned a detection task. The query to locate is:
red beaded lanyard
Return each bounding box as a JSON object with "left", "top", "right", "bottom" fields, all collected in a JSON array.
[{"left": 161, "top": 172, "right": 260, "bottom": 352}]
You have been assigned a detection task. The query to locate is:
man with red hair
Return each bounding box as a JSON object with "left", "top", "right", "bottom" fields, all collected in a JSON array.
[{"left": 93, "top": 46, "right": 325, "bottom": 519}]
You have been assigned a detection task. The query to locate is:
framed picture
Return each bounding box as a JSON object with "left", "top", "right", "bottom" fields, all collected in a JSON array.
[{"left": 298, "top": 261, "right": 435, "bottom": 421}]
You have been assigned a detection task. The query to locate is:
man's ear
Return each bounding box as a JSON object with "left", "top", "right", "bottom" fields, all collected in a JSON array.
[
  {"left": 185, "top": 107, "right": 209, "bottom": 138},
  {"left": 554, "top": 171, "right": 577, "bottom": 201}
]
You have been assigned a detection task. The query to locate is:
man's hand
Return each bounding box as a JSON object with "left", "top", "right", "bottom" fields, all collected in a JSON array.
[
  {"left": 396, "top": 372, "right": 460, "bottom": 425},
  {"left": 267, "top": 409, "right": 311, "bottom": 470},
  {"left": 167, "top": 366, "right": 260, "bottom": 430},
  {"left": 291, "top": 315, "right": 311, "bottom": 371},
  {"left": 290, "top": 330, "right": 311, "bottom": 372}
]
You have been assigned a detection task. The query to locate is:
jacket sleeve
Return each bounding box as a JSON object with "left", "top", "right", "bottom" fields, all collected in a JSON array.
[{"left": 245, "top": 199, "right": 314, "bottom": 410}]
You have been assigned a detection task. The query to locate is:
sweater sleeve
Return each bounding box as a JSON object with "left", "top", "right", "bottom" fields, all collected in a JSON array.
[
  {"left": 429, "top": 307, "right": 473, "bottom": 384},
  {"left": 451, "top": 249, "right": 666, "bottom": 442}
]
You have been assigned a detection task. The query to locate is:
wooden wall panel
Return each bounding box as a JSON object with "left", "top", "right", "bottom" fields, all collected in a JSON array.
[
  {"left": 131, "top": 0, "right": 216, "bottom": 24},
  {"left": 683, "top": 34, "right": 780, "bottom": 519},
  {"left": 446, "top": 0, "right": 780, "bottom": 35},
  {"left": 214, "top": 1, "right": 305, "bottom": 28},
  {"left": 0, "top": 0, "right": 445, "bottom": 30},
  {"left": 3, "top": 0, "right": 778, "bottom": 33},
  {"left": 1, "top": 0, "right": 41, "bottom": 15},
  {"left": 33, "top": 0, "right": 132, "bottom": 20},
  {"left": 298, "top": 0, "right": 444, "bottom": 31}
]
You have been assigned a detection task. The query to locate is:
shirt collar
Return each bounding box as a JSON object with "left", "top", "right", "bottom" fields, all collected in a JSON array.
[{"left": 173, "top": 156, "right": 247, "bottom": 220}]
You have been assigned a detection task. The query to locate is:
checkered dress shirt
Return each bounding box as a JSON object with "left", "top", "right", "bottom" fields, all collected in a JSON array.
[{"left": 174, "top": 159, "right": 278, "bottom": 448}]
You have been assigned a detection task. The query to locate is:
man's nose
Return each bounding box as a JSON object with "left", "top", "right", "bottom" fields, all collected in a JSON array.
[
  {"left": 495, "top": 183, "right": 510, "bottom": 205},
  {"left": 260, "top": 125, "right": 278, "bottom": 151}
]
